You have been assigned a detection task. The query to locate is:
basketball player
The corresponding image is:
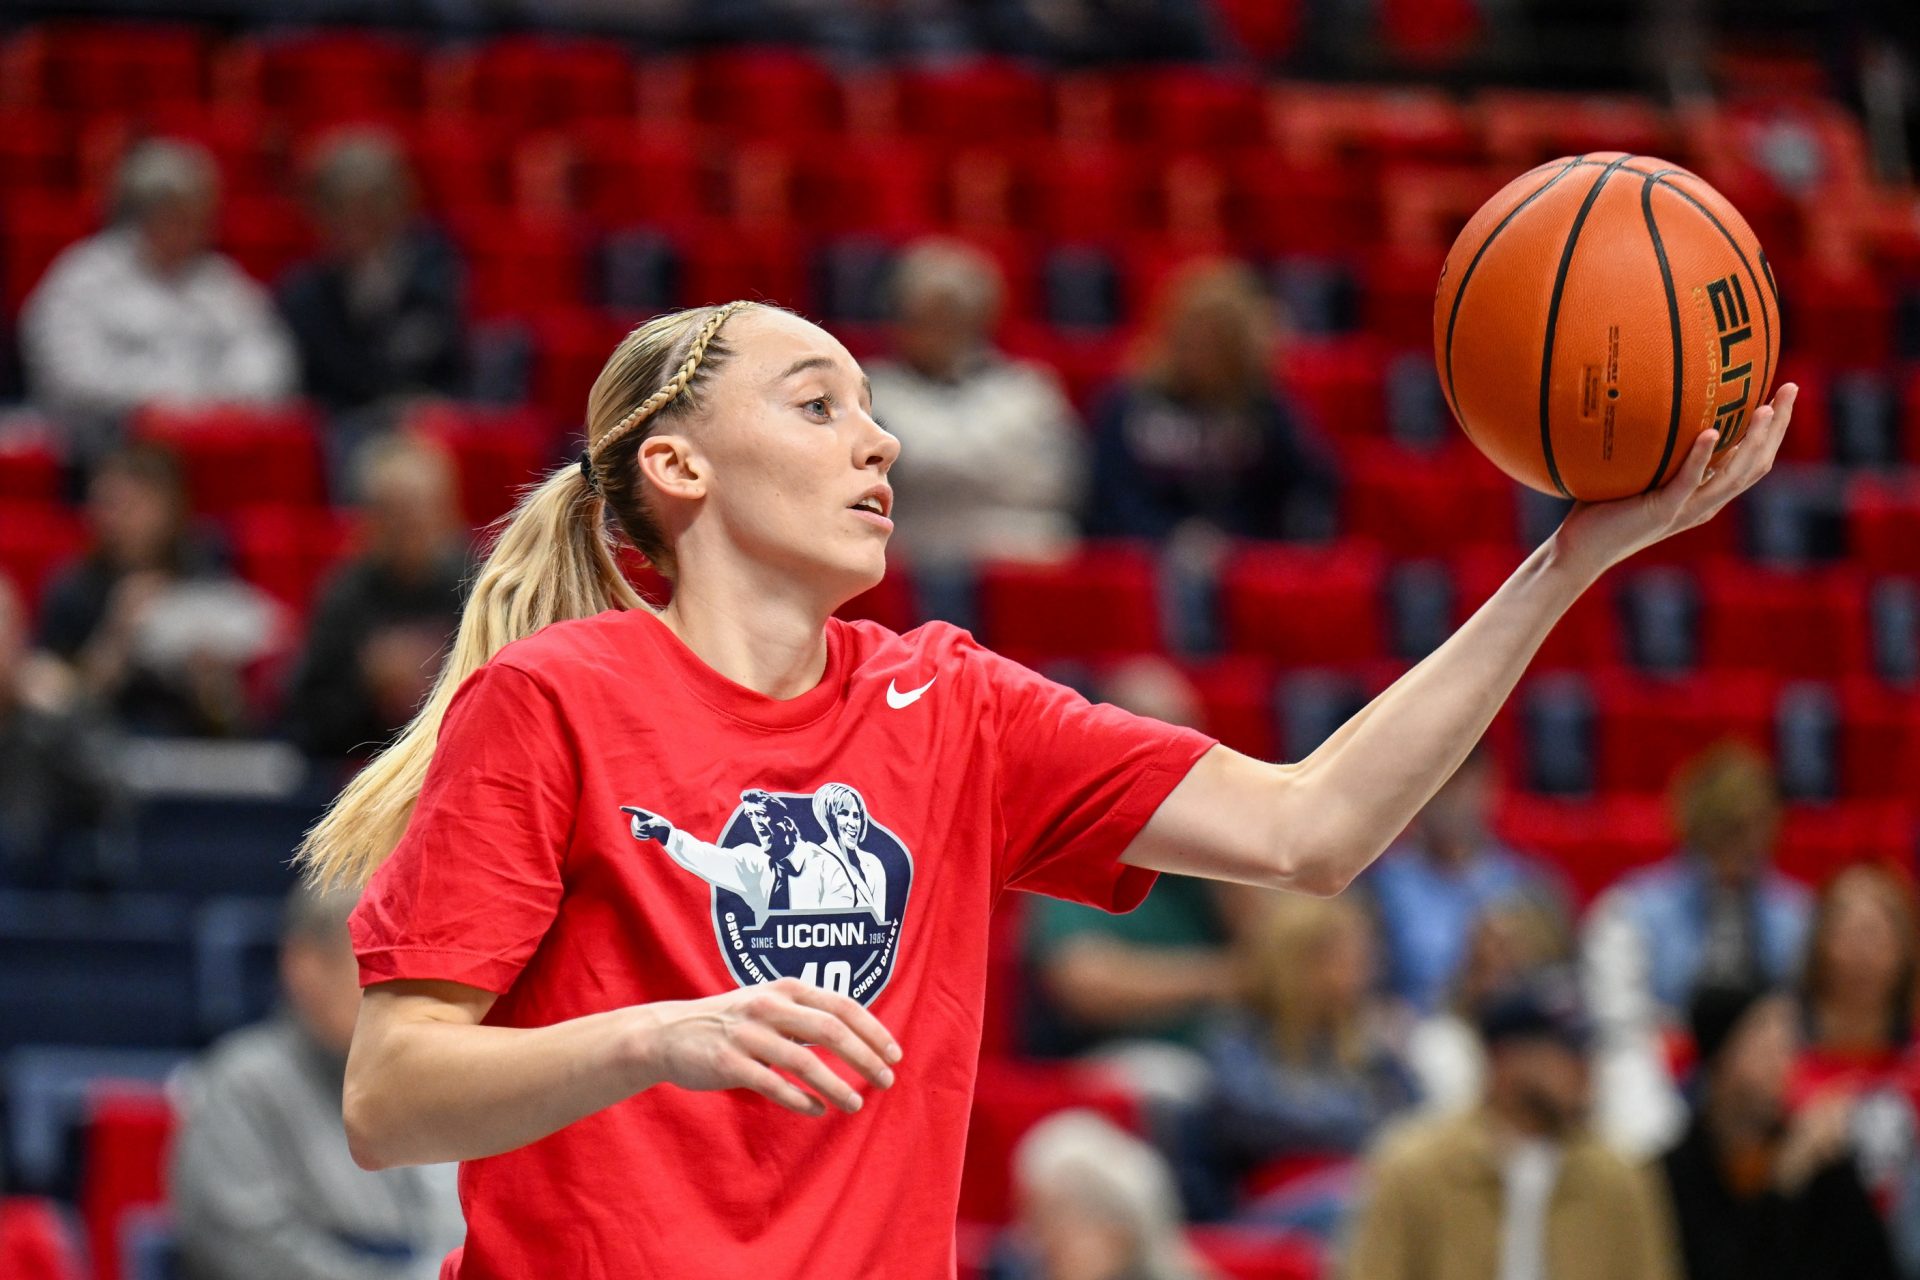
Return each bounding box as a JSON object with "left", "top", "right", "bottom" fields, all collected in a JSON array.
[{"left": 304, "top": 300, "right": 1794, "bottom": 1277}]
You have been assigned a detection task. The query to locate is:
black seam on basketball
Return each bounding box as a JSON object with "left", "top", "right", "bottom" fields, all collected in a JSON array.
[
  {"left": 1652, "top": 175, "right": 1774, "bottom": 451},
  {"left": 1539, "top": 154, "right": 1635, "bottom": 499},
  {"left": 1642, "top": 172, "right": 1684, "bottom": 494},
  {"left": 1441, "top": 155, "right": 1586, "bottom": 428}
]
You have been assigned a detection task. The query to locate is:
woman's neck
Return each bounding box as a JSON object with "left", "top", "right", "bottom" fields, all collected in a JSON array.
[{"left": 656, "top": 564, "right": 833, "bottom": 701}]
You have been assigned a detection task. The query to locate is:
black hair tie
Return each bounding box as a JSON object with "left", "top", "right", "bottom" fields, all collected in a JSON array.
[{"left": 578, "top": 449, "right": 598, "bottom": 493}]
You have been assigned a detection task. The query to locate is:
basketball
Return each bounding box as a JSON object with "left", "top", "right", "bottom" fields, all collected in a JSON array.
[{"left": 1435, "top": 152, "right": 1780, "bottom": 501}]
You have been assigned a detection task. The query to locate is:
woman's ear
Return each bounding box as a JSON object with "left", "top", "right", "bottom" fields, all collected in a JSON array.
[{"left": 636, "top": 434, "right": 707, "bottom": 502}]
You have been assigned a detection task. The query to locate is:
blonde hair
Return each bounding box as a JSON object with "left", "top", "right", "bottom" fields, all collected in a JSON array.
[
  {"left": 296, "top": 300, "right": 769, "bottom": 890},
  {"left": 1671, "top": 740, "right": 1780, "bottom": 853},
  {"left": 1131, "top": 256, "right": 1276, "bottom": 404},
  {"left": 1239, "top": 895, "right": 1374, "bottom": 1070}
]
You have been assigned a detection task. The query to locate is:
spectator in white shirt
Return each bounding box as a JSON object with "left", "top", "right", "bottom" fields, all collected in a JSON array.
[
  {"left": 866, "top": 239, "right": 1084, "bottom": 572},
  {"left": 21, "top": 139, "right": 298, "bottom": 447}
]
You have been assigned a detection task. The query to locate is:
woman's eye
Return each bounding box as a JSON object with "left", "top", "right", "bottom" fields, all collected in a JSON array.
[{"left": 804, "top": 397, "right": 831, "bottom": 417}]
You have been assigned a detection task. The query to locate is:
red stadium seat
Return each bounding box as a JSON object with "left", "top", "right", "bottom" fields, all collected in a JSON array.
[
  {"left": 1028, "top": 141, "right": 1155, "bottom": 245},
  {"left": 1188, "top": 1225, "right": 1324, "bottom": 1280},
  {"left": 1134, "top": 67, "right": 1266, "bottom": 152},
  {"left": 1849, "top": 474, "right": 1920, "bottom": 577},
  {"left": 0, "top": 430, "right": 63, "bottom": 504},
  {"left": 2, "top": 190, "right": 95, "bottom": 310},
  {"left": 527, "top": 307, "right": 632, "bottom": 430},
  {"left": 435, "top": 36, "right": 636, "bottom": 131},
  {"left": 1836, "top": 678, "right": 1920, "bottom": 802},
  {"left": 406, "top": 402, "right": 559, "bottom": 527},
  {"left": 804, "top": 137, "right": 946, "bottom": 237},
  {"left": 11, "top": 23, "right": 209, "bottom": 114},
  {"left": 0, "top": 504, "right": 87, "bottom": 622},
  {"left": 678, "top": 223, "right": 812, "bottom": 312},
  {"left": 1237, "top": 158, "right": 1381, "bottom": 257},
  {"left": 1379, "top": 0, "right": 1481, "bottom": 65},
  {"left": 1477, "top": 92, "right": 1674, "bottom": 171},
  {"left": 958, "top": 1058, "right": 1141, "bottom": 1224},
  {"left": 1361, "top": 247, "right": 1448, "bottom": 351},
  {"left": 1218, "top": 541, "right": 1389, "bottom": 667},
  {"left": 1342, "top": 442, "right": 1518, "bottom": 554},
  {"left": 1776, "top": 801, "right": 1918, "bottom": 887},
  {"left": 1278, "top": 337, "right": 1390, "bottom": 440},
  {"left": 130, "top": 403, "right": 327, "bottom": 517},
  {"left": 0, "top": 1197, "right": 86, "bottom": 1280},
  {"left": 227, "top": 506, "right": 355, "bottom": 615},
  {"left": 1494, "top": 792, "right": 1674, "bottom": 904},
  {"left": 1588, "top": 669, "right": 1778, "bottom": 796},
  {"left": 695, "top": 47, "right": 843, "bottom": 140},
  {"left": 976, "top": 544, "right": 1163, "bottom": 660},
  {"left": 1180, "top": 654, "right": 1281, "bottom": 761},
  {"left": 1782, "top": 264, "right": 1892, "bottom": 372},
  {"left": 898, "top": 59, "right": 1049, "bottom": 145},
  {"left": 80, "top": 1084, "right": 175, "bottom": 1280},
  {"left": 0, "top": 111, "right": 82, "bottom": 198},
  {"left": 456, "top": 215, "right": 589, "bottom": 317},
  {"left": 1210, "top": 0, "right": 1306, "bottom": 62},
  {"left": 217, "top": 31, "right": 425, "bottom": 125},
  {"left": 569, "top": 121, "right": 706, "bottom": 228},
  {"left": 219, "top": 194, "right": 312, "bottom": 284},
  {"left": 401, "top": 119, "right": 519, "bottom": 218},
  {"left": 1695, "top": 562, "right": 1871, "bottom": 679},
  {"left": 1267, "top": 85, "right": 1480, "bottom": 170}
]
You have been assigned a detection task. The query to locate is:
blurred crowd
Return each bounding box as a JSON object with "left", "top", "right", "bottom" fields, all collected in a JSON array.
[{"left": 1, "top": 4, "right": 1918, "bottom": 1278}]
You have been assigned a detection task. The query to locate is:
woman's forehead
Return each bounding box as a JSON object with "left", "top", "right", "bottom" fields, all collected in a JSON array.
[{"left": 736, "top": 309, "right": 862, "bottom": 384}]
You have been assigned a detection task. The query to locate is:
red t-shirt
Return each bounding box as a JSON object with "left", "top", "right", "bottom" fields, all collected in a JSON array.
[{"left": 349, "top": 607, "right": 1218, "bottom": 1279}]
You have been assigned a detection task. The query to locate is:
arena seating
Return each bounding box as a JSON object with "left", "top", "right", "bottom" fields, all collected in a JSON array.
[{"left": 1, "top": 19, "right": 1917, "bottom": 1278}]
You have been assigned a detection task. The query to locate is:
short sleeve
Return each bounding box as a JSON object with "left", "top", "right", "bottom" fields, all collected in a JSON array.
[
  {"left": 350, "top": 661, "right": 578, "bottom": 994},
  {"left": 973, "top": 639, "right": 1218, "bottom": 913}
]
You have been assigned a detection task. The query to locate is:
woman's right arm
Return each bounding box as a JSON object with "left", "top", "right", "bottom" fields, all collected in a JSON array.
[{"left": 344, "top": 976, "right": 903, "bottom": 1171}]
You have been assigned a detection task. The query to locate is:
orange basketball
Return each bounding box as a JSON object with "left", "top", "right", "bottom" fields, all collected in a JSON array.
[{"left": 1434, "top": 152, "right": 1780, "bottom": 501}]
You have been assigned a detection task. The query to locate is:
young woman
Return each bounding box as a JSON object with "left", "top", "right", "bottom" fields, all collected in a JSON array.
[{"left": 302, "top": 298, "right": 1796, "bottom": 1277}]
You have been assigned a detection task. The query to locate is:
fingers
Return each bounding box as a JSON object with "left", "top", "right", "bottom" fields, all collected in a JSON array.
[
  {"left": 783, "top": 980, "right": 903, "bottom": 1070},
  {"left": 727, "top": 1053, "right": 829, "bottom": 1116},
  {"left": 736, "top": 1023, "right": 868, "bottom": 1113},
  {"left": 760, "top": 1000, "right": 896, "bottom": 1091}
]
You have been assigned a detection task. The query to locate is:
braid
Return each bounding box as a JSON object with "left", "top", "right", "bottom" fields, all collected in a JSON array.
[{"left": 589, "top": 300, "right": 751, "bottom": 465}]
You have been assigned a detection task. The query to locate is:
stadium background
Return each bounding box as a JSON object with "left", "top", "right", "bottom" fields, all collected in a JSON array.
[{"left": 0, "top": 1, "right": 1917, "bottom": 1277}]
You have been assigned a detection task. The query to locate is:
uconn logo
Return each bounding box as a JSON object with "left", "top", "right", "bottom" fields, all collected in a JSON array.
[{"left": 620, "top": 784, "right": 913, "bottom": 1006}]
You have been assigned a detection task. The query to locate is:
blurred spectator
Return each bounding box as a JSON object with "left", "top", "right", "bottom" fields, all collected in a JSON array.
[
  {"left": 286, "top": 435, "right": 470, "bottom": 759},
  {"left": 1361, "top": 748, "right": 1569, "bottom": 1014},
  {"left": 867, "top": 239, "right": 1083, "bottom": 570},
  {"left": 37, "top": 443, "right": 285, "bottom": 737},
  {"left": 0, "top": 575, "right": 124, "bottom": 888},
  {"left": 20, "top": 139, "right": 297, "bottom": 449},
  {"left": 1583, "top": 744, "right": 1812, "bottom": 1156},
  {"left": 990, "top": 1109, "right": 1214, "bottom": 1280},
  {"left": 1344, "top": 972, "right": 1681, "bottom": 1280},
  {"left": 1407, "top": 899, "right": 1572, "bottom": 1119},
  {"left": 279, "top": 130, "right": 466, "bottom": 418},
  {"left": 1660, "top": 982, "right": 1897, "bottom": 1280},
  {"left": 1789, "top": 864, "right": 1920, "bottom": 1224},
  {"left": 1086, "top": 259, "right": 1339, "bottom": 551},
  {"left": 1023, "top": 658, "right": 1257, "bottom": 1100},
  {"left": 1198, "top": 896, "right": 1419, "bottom": 1184},
  {"left": 171, "top": 881, "right": 464, "bottom": 1280}
]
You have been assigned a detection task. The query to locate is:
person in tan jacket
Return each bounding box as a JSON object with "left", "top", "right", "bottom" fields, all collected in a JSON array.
[{"left": 1343, "top": 971, "right": 1680, "bottom": 1280}]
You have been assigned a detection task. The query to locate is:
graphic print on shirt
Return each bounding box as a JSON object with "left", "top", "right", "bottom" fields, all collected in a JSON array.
[{"left": 620, "top": 783, "right": 913, "bottom": 1006}]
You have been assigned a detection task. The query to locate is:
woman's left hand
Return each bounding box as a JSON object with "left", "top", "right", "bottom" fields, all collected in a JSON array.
[{"left": 1550, "top": 382, "right": 1797, "bottom": 580}]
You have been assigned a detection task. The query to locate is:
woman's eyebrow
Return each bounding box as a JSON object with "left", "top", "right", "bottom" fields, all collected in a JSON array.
[{"left": 774, "top": 355, "right": 873, "bottom": 403}]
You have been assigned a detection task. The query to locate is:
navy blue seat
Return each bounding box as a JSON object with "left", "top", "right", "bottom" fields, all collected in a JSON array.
[
  {"left": 0, "top": 892, "right": 197, "bottom": 1052},
  {"left": 129, "top": 797, "right": 316, "bottom": 900},
  {"left": 3, "top": 1044, "right": 187, "bottom": 1195},
  {"left": 194, "top": 896, "right": 287, "bottom": 1039}
]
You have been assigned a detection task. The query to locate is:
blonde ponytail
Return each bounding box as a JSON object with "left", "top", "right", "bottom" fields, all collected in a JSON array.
[
  {"left": 295, "top": 300, "right": 768, "bottom": 891},
  {"left": 297, "top": 464, "right": 641, "bottom": 890}
]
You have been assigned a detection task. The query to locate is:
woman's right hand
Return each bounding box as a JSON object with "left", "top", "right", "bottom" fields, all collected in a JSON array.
[{"left": 633, "top": 978, "right": 903, "bottom": 1116}]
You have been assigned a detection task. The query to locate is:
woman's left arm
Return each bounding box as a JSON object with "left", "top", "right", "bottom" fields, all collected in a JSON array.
[{"left": 1122, "top": 384, "right": 1797, "bottom": 897}]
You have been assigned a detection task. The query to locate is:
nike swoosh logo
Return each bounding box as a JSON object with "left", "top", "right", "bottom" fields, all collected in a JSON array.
[{"left": 886, "top": 676, "right": 936, "bottom": 709}]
